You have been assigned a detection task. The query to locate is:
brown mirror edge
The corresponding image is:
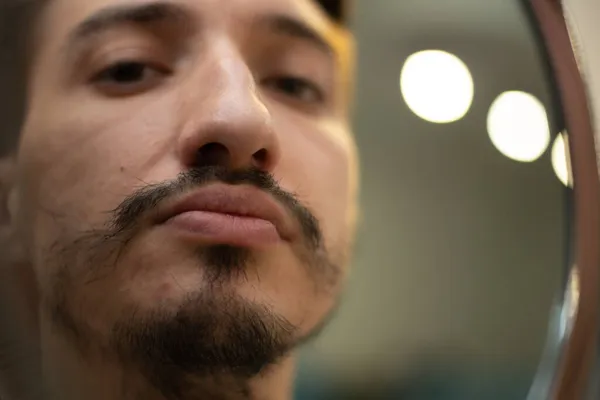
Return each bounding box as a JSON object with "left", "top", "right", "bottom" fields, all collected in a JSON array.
[{"left": 530, "top": 0, "right": 600, "bottom": 399}]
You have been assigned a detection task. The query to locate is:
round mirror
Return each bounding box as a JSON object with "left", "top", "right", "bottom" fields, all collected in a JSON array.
[{"left": 0, "top": 1, "right": 598, "bottom": 400}]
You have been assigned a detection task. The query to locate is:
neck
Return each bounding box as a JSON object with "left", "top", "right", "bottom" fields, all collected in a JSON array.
[{"left": 39, "top": 323, "right": 296, "bottom": 400}]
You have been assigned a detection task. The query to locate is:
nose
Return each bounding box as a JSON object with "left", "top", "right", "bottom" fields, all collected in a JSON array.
[{"left": 177, "top": 47, "right": 281, "bottom": 172}]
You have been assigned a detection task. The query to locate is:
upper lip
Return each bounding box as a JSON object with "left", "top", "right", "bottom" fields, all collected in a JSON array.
[{"left": 157, "top": 184, "right": 294, "bottom": 240}]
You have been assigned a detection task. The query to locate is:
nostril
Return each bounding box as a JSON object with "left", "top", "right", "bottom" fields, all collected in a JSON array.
[
  {"left": 252, "top": 148, "right": 269, "bottom": 169},
  {"left": 195, "top": 142, "right": 230, "bottom": 168}
]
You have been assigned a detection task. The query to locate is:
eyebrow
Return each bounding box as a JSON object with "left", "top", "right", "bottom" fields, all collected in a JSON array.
[
  {"left": 68, "top": 2, "right": 191, "bottom": 43},
  {"left": 260, "top": 14, "right": 334, "bottom": 56},
  {"left": 65, "top": 2, "right": 334, "bottom": 56}
]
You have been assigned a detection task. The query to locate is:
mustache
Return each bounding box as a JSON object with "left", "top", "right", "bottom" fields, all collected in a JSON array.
[{"left": 108, "top": 166, "right": 322, "bottom": 248}]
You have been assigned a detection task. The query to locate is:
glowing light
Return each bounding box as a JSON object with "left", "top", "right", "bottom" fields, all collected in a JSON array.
[
  {"left": 400, "top": 50, "right": 474, "bottom": 124},
  {"left": 551, "top": 133, "right": 573, "bottom": 187},
  {"left": 487, "top": 91, "right": 550, "bottom": 162}
]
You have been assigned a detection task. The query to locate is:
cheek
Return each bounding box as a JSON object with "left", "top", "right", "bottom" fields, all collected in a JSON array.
[
  {"left": 275, "top": 117, "right": 356, "bottom": 264},
  {"left": 17, "top": 96, "right": 182, "bottom": 244}
]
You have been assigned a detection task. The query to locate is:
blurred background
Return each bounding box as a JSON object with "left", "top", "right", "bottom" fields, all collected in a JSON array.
[{"left": 293, "top": 0, "right": 577, "bottom": 398}]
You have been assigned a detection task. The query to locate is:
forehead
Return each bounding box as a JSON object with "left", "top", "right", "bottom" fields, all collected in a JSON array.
[{"left": 36, "top": 0, "right": 337, "bottom": 46}]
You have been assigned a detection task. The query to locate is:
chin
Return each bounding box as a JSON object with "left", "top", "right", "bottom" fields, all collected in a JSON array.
[
  {"left": 115, "top": 240, "right": 269, "bottom": 301},
  {"left": 43, "top": 218, "right": 339, "bottom": 377}
]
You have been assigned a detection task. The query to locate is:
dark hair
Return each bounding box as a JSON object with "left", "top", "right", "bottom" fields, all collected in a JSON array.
[
  {"left": 0, "top": 0, "right": 44, "bottom": 154},
  {"left": 316, "top": 0, "right": 348, "bottom": 25}
]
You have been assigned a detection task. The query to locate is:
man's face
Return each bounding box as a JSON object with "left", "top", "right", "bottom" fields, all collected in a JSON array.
[{"left": 12, "top": 0, "right": 357, "bottom": 395}]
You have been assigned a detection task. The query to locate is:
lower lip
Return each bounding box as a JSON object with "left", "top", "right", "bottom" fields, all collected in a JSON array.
[{"left": 163, "top": 211, "right": 282, "bottom": 247}]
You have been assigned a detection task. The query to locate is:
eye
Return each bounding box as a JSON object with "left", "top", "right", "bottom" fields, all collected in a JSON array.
[
  {"left": 90, "top": 60, "right": 170, "bottom": 96},
  {"left": 263, "top": 76, "right": 325, "bottom": 104}
]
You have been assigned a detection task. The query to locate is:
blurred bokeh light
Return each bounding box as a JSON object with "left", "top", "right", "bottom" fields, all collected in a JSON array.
[
  {"left": 487, "top": 91, "right": 551, "bottom": 162},
  {"left": 400, "top": 50, "right": 474, "bottom": 124},
  {"left": 551, "top": 132, "right": 574, "bottom": 187}
]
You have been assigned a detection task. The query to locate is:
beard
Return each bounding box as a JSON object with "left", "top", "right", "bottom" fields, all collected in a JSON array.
[
  {"left": 113, "top": 283, "right": 296, "bottom": 399},
  {"left": 43, "top": 166, "right": 343, "bottom": 399}
]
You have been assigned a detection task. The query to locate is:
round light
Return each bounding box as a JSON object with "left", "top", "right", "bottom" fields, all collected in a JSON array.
[
  {"left": 487, "top": 91, "right": 550, "bottom": 162},
  {"left": 400, "top": 50, "right": 474, "bottom": 124},
  {"left": 551, "top": 133, "right": 573, "bottom": 187}
]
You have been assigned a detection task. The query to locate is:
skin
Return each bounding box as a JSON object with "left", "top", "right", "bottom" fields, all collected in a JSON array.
[{"left": 0, "top": 0, "right": 358, "bottom": 399}]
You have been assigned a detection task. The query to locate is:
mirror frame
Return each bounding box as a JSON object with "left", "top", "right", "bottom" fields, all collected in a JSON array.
[{"left": 529, "top": 0, "right": 600, "bottom": 399}]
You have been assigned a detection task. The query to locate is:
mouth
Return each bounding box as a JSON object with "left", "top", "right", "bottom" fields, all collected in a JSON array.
[{"left": 156, "top": 184, "right": 295, "bottom": 247}]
